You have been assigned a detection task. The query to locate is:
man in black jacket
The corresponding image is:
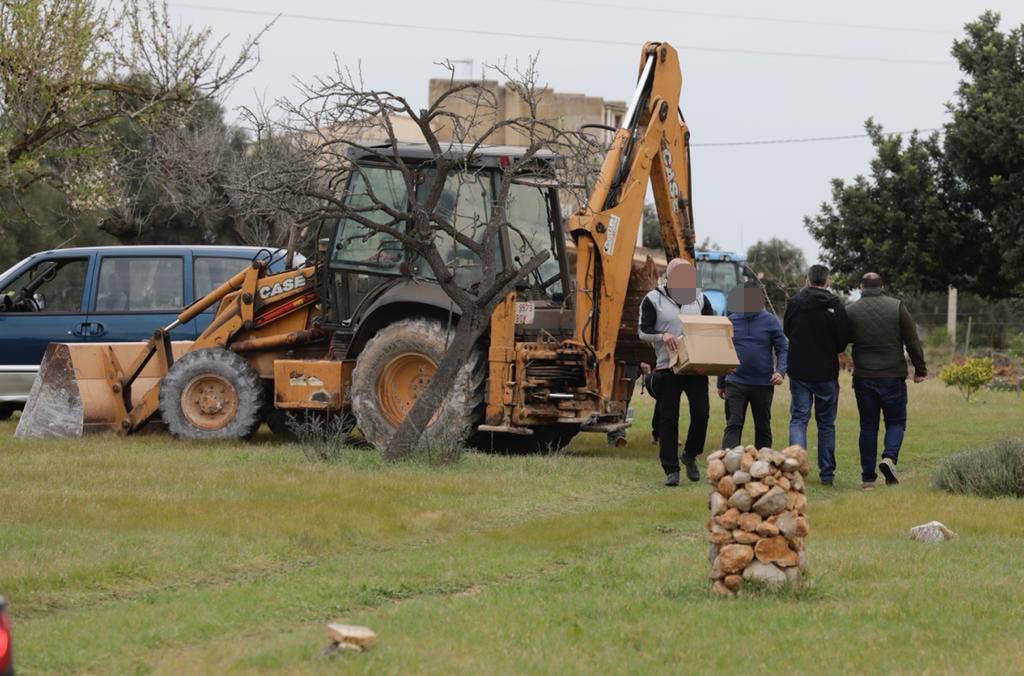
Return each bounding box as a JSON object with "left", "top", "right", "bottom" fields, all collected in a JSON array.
[{"left": 783, "top": 264, "right": 849, "bottom": 485}]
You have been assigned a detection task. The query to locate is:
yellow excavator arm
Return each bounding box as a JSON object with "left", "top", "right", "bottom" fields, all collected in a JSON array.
[{"left": 569, "top": 41, "right": 696, "bottom": 402}]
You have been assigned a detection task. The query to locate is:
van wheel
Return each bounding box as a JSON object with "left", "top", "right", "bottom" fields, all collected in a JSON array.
[
  {"left": 0, "top": 403, "right": 19, "bottom": 421},
  {"left": 351, "top": 318, "right": 484, "bottom": 451},
  {"left": 160, "top": 348, "right": 264, "bottom": 440}
]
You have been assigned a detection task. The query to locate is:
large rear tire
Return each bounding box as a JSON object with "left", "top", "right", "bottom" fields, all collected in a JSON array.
[
  {"left": 351, "top": 318, "right": 484, "bottom": 451},
  {"left": 159, "top": 348, "right": 264, "bottom": 440}
]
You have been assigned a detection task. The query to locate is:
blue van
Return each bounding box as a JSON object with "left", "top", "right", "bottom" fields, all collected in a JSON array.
[{"left": 0, "top": 245, "right": 299, "bottom": 418}]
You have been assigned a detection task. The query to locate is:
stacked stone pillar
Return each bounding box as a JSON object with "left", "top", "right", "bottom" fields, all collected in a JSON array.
[{"left": 706, "top": 445, "right": 810, "bottom": 596}]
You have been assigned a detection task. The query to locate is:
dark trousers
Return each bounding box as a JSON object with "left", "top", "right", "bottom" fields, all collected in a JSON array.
[
  {"left": 652, "top": 370, "right": 710, "bottom": 474},
  {"left": 853, "top": 377, "right": 908, "bottom": 482},
  {"left": 721, "top": 382, "right": 774, "bottom": 450}
]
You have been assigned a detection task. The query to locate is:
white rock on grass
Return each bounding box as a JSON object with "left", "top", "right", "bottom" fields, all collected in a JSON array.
[{"left": 909, "top": 521, "right": 958, "bottom": 543}]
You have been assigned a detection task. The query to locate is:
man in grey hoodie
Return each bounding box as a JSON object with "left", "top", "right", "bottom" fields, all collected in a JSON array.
[{"left": 639, "top": 258, "right": 715, "bottom": 486}]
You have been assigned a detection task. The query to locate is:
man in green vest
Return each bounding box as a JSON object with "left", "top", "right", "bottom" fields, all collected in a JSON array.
[{"left": 846, "top": 272, "right": 927, "bottom": 489}]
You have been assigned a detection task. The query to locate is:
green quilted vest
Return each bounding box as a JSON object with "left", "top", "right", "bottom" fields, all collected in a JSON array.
[{"left": 846, "top": 289, "right": 906, "bottom": 378}]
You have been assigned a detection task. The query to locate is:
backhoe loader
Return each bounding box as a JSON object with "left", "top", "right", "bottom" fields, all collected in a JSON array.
[{"left": 17, "top": 41, "right": 700, "bottom": 452}]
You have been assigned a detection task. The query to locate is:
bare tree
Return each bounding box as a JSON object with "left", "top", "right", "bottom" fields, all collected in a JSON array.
[{"left": 238, "top": 57, "right": 600, "bottom": 459}]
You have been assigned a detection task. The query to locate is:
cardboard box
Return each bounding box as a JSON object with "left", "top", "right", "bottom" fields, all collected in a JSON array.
[{"left": 668, "top": 315, "right": 740, "bottom": 376}]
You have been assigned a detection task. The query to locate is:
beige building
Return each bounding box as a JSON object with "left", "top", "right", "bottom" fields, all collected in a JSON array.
[{"left": 427, "top": 79, "right": 625, "bottom": 146}]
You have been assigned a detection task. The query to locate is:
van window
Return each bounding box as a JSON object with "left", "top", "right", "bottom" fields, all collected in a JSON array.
[
  {"left": 95, "top": 257, "right": 184, "bottom": 312},
  {"left": 0, "top": 258, "right": 89, "bottom": 312},
  {"left": 194, "top": 257, "right": 249, "bottom": 299}
]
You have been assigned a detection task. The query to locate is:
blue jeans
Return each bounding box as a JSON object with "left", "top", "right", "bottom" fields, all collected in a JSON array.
[
  {"left": 789, "top": 379, "right": 839, "bottom": 481},
  {"left": 852, "top": 377, "right": 907, "bottom": 482}
]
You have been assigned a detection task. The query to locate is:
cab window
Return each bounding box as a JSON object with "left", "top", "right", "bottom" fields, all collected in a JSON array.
[
  {"left": 95, "top": 257, "right": 184, "bottom": 312},
  {"left": 331, "top": 166, "right": 408, "bottom": 270},
  {"left": 415, "top": 168, "right": 502, "bottom": 284},
  {"left": 507, "top": 182, "right": 563, "bottom": 298},
  {"left": 0, "top": 258, "right": 89, "bottom": 312}
]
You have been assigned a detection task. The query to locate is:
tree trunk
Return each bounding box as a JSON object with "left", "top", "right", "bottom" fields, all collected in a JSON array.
[{"left": 384, "top": 309, "right": 487, "bottom": 461}]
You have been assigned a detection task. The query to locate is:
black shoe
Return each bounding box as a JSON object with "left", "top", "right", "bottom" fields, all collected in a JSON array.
[
  {"left": 682, "top": 456, "right": 700, "bottom": 482},
  {"left": 879, "top": 458, "right": 899, "bottom": 485},
  {"left": 821, "top": 477, "right": 834, "bottom": 487},
  {"left": 664, "top": 472, "right": 680, "bottom": 487}
]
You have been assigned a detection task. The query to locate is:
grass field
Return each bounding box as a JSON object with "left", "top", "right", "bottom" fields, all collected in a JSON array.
[{"left": 2, "top": 375, "right": 1023, "bottom": 674}]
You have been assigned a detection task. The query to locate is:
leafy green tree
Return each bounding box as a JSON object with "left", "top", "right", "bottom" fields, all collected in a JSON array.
[
  {"left": 805, "top": 122, "right": 976, "bottom": 294},
  {"left": 943, "top": 12, "right": 1024, "bottom": 295},
  {"left": 746, "top": 237, "right": 806, "bottom": 307},
  {"left": 806, "top": 12, "right": 1024, "bottom": 298},
  {"left": 0, "top": 0, "right": 265, "bottom": 265},
  {"left": 641, "top": 202, "right": 661, "bottom": 249}
]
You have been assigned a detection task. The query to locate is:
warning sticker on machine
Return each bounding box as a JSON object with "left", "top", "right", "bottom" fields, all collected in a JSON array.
[
  {"left": 514, "top": 302, "right": 535, "bottom": 324},
  {"left": 603, "top": 214, "right": 621, "bottom": 255}
]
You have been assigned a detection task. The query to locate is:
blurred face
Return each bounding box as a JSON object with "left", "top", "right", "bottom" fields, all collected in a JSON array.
[
  {"left": 666, "top": 258, "right": 697, "bottom": 305},
  {"left": 727, "top": 286, "right": 766, "bottom": 313}
]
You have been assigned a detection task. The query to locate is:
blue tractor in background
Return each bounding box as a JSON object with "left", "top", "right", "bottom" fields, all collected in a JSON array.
[{"left": 694, "top": 250, "right": 761, "bottom": 316}]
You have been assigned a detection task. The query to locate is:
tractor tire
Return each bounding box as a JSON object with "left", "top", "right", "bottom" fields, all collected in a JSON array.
[
  {"left": 351, "top": 318, "right": 484, "bottom": 451},
  {"left": 477, "top": 424, "right": 580, "bottom": 455},
  {"left": 159, "top": 348, "right": 264, "bottom": 440}
]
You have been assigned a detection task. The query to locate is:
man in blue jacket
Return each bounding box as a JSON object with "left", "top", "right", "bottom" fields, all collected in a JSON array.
[{"left": 717, "top": 283, "right": 788, "bottom": 450}]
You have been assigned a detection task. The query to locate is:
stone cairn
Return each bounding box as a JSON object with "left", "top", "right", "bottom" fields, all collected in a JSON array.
[{"left": 706, "top": 445, "right": 810, "bottom": 596}]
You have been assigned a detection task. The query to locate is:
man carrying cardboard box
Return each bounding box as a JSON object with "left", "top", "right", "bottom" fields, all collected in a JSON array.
[{"left": 639, "top": 258, "right": 717, "bottom": 486}]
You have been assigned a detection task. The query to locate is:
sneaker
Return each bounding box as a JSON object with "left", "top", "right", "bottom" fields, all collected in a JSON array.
[
  {"left": 682, "top": 456, "right": 700, "bottom": 482},
  {"left": 879, "top": 458, "right": 899, "bottom": 485},
  {"left": 664, "top": 472, "right": 680, "bottom": 487},
  {"left": 820, "top": 478, "right": 834, "bottom": 487},
  {"left": 862, "top": 481, "right": 876, "bottom": 490}
]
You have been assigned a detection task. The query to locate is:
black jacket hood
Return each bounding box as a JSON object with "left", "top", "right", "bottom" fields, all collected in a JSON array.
[{"left": 790, "top": 286, "right": 841, "bottom": 311}]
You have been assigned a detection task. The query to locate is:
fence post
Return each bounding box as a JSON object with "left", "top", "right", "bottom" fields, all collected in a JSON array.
[{"left": 947, "top": 285, "right": 958, "bottom": 352}]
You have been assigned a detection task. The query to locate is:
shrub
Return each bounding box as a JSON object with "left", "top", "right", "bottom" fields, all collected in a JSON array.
[
  {"left": 409, "top": 422, "right": 467, "bottom": 466},
  {"left": 286, "top": 410, "right": 356, "bottom": 462},
  {"left": 938, "top": 356, "right": 994, "bottom": 401},
  {"left": 926, "top": 326, "right": 949, "bottom": 348},
  {"left": 932, "top": 438, "right": 1024, "bottom": 498}
]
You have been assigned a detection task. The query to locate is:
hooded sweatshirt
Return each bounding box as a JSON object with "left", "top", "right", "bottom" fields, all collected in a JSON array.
[
  {"left": 716, "top": 311, "right": 788, "bottom": 389},
  {"left": 783, "top": 286, "right": 850, "bottom": 382},
  {"left": 639, "top": 286, "right": 714, "bottom": 370}
]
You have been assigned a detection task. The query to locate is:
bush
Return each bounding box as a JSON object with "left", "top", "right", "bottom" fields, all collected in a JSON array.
[
  {"left": 286, "top": 410, "right": 356, "bottom": 462},
  {"left": 938, "top": 356, "right": 994, "bottom": 401},
  {"left": 932, "top": 438, "right": 1024, "bottom": 498},
  {"left": 926, "top": 326, "right": 949, "bottom": 348}
]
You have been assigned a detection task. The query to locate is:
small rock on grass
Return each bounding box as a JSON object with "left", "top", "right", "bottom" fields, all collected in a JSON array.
[{"left": 909, "top": 521, "right": 958, "bottom": 543}]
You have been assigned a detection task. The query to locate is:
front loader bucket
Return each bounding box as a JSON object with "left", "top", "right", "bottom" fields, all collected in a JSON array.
[
  {"left": 15, "top": 341, "right": 193, "bottom": 439},
  {"left": 16, "top": 343, "right": 87, "bottom": 439}
]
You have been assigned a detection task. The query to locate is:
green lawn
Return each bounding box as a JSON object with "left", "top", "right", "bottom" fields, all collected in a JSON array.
[{"left": 2, "top": 375, "right": 1023, "bottom": 674}]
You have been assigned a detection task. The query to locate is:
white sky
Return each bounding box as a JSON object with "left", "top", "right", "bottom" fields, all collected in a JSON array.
[{"left": 168, "top": 0, "right": 1024, "bottom": 263}]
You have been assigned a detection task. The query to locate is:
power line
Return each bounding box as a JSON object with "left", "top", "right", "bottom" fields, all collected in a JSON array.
[
  {"left": 543, "top": 0, "right": 959, "bottom": 36},
  {"left": 168, "top": 2, "right": 953, "bottom": 67},
  {"left": 691, "top": 127, "right": 942, "bottom": 147}
]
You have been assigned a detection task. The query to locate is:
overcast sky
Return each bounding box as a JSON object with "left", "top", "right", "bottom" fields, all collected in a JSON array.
[{"left": 168, "top": 0, "right": 1024, "bottom": 263}]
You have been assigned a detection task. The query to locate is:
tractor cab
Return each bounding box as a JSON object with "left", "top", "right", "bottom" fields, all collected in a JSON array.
[{"left": 324, "top": 143, "right": 575, "bottom": 354}]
